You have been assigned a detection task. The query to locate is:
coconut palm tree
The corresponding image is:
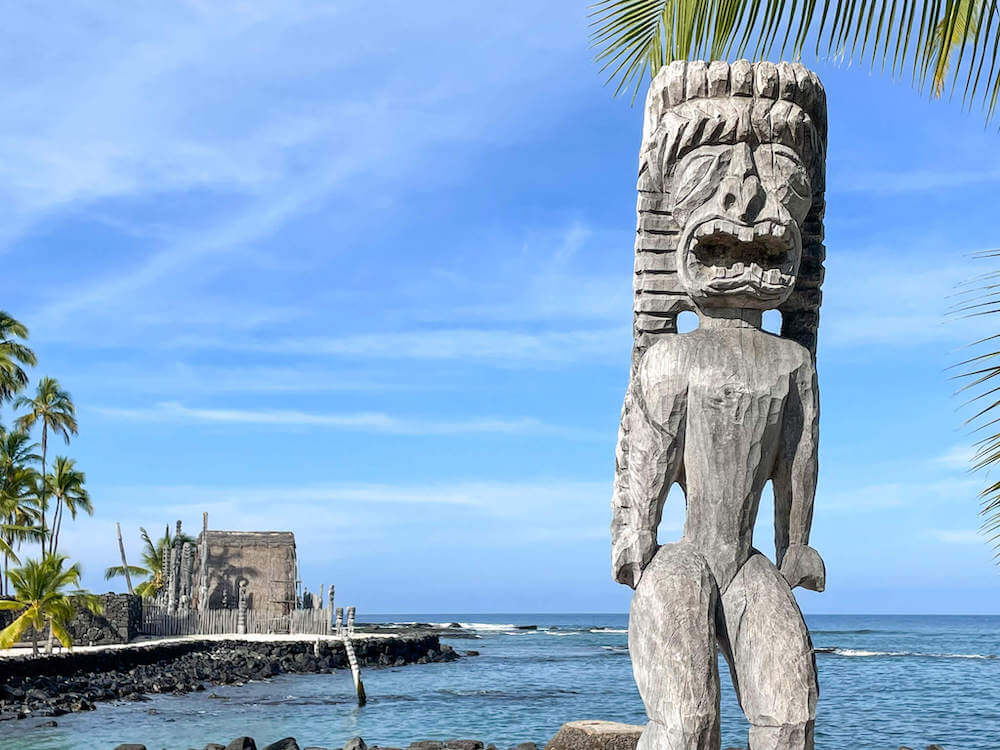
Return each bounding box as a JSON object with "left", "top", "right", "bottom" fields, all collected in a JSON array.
[
  {"left": 0, "top": 312, "right": 37, "bottom": 421},
  {"left": 14, "top": 378, "right": 78, "bottom": 553},
  {"left": 104, "top": 525, "right": 195, "bottom": 600},
  {"left": 0, "top": 429, "right": 42, "bottom": 595},
  {"left": 45, "top": 457, "right": 92, "bottom": 555},
  {"left": 0, "top": 554, "right": 101, "bottom": 655},
  {"left": 589, "top": 0, "right": 998, "bottom": 119}
]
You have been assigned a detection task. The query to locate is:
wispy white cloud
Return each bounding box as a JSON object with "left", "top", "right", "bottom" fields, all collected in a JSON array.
[
  {"left": 67, "top": 363, "right": 414, "bottom": 395},
  {"left": 821, "top": 476, "right": 981, "bottom": 512},
  {"left": 836, "top": 167, "right": 1000, "bottom": 196},
  {"left": 932, "top": 529, "right": 985, "bottom": 544},
  {"left": 222, "top": 327, "right": 630, "bottom": 364},
  {"left": 92, "top": 401, "right": 601, "bottom": 439},
  {"left": 935, "top": 445, "right": 976, "bottom": 471},
  {"left": 821, "top": 249, "right": 991, "bottom": 349},
  {"left": 101, "top": 479, "right": 608, "bottom": 513}
]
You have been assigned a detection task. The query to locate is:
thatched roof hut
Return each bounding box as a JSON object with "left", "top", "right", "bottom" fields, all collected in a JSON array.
[{"left": 194, "top": 530, "right": 297, "bottom": 619}]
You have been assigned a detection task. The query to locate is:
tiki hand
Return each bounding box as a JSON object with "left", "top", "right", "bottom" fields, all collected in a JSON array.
[
  {"left": 614, "top": 560, "right": 645, "bottom": 590},
  {"left": 780, "top": 544, "right": 826, "bottom": 592}
]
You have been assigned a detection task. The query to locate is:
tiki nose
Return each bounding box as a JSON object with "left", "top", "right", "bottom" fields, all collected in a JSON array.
[{"left": 720, "top": 144, "right": 765, "bottom": 222}]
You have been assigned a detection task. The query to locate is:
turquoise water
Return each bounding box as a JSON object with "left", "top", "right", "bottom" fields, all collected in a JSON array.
[{"left": 3, "top": 614, "right": 998, "bottom": 750}]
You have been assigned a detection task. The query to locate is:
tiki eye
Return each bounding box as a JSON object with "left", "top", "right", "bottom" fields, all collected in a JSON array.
[
  {"left": 673, "top": 153, "right": 717, "bottom": 205},
  {"left": 755, "top": 146, "right": 811, "bottom": 217}
]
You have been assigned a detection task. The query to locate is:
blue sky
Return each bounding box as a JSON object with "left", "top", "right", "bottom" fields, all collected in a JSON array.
[{"left": 2, "top": 1, "right": 998, "bottom": 613}]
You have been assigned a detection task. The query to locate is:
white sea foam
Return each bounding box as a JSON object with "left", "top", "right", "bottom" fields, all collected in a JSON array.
[
  {"left": 823, "top": 648, "right": 995, "bottom": 660},
  {"left": 590, "top": 628, "right": 627, "bottom": 634},
  {"left": 459, "top": 622, "right": 521, "bottom": 632}
]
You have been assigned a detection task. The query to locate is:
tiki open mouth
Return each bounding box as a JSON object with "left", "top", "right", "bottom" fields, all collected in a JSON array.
[{"left": 684, "top": 218, "right": 798, "bottom": 300}]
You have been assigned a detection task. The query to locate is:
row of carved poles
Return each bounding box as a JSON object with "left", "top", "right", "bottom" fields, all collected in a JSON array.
[
  {"left": 153, "top": 517, "right": 208, "bottom": 613},
  {"left": 140, "top": 603, "right": 357, "bottom": 637}
]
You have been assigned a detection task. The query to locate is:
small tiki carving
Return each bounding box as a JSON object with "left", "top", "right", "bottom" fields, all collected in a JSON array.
[{"left": 613, "top": 60, "right": 827, "bottom": 750}]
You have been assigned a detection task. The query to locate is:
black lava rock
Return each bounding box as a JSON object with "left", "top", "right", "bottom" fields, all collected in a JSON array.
[{"left": 263, "top": 740, "right": 301, "bottom": 750}]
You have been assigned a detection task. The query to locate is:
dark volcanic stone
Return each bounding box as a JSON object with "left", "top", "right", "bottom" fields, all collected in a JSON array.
[
  {"left": 35, "top": 720, "right": 58, "bottom": 727},
  {"left": 445, "top": 742, "right": 483, "bottom": 750},
  {"left": 263, "top": 740, "right": 301, "bottom": 750},
  {"left": 204, "top": 745, "right": 226, "bottom": 750},
  {"left": 345, "top": 738, "right": 368, "bottom": 750},
  {"left": 114, "top": 745, "right": 148, "bottom": 750},
  {"left": 408, "top": 743, "right": 444, "bottom": 750},
  {"left": 544, "top": 721, "right": 642, "bottom": 750},
  {"left": 226, "top": 739, "right": 258, "bottom": 750},
  {"left": 510, "top": 744, "right": 537, "bottom": 750}
]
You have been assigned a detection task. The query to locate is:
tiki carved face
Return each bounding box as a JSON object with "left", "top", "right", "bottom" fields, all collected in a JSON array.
[{"left": 667, "top": 101, "right": 815, "bottom": 311}]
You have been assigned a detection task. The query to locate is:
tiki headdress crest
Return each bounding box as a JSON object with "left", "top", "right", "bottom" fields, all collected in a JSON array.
[{"left": 632, "top": 60, "right": 827, "bottom": 368}]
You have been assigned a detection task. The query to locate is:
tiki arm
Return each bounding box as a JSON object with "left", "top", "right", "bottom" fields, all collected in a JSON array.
[
  {"left": 774, "top": 354, "right": 824, "bottom": 591},
  {"left": 611, "top": 355, "right": 686, "bottom": 589}
]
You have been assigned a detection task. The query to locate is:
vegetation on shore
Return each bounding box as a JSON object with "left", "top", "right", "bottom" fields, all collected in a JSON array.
[
  {"left": 104, "top": 525, "right": 195, "bottom": 600},
  {"left": 0, "top": 311, "right": 101, "bottom": 649}
]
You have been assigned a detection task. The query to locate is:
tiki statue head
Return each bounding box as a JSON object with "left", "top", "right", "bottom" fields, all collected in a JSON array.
[
  {"left": 632, "top": 60, "right": 827, "bottom": 356},
  {"left": 669, "top": 109, "right": 814, "bottom": 310}
]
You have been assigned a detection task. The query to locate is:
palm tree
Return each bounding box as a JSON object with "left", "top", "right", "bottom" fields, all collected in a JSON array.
[
  {"left": 15, "top": 378, "right": 78, "bottom": 553},
  {"left": 0, "top": 312, "right": 37, "bottom": 420},
  {"left": 105, "top": 525, "right": 195, "bottom": 599},
  {"left": 589, "top": 0, "right": 998, "bottom": 119},
  {"left": 0, "top": 554, "right": 101, "bottom": 655},
  {"left": 0, "top": 429, "right": 42, "bottom": 595},
  {"left": 45, "top": 457, "right": 92, "bottom": 555}
]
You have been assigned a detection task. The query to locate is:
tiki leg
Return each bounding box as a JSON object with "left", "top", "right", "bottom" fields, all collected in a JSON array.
[
  {"left": 719, "top": 553, "right": 818, "bottom": 750},
  {"left": 630, "top": 541, "right": 721, "bottom": 750}
]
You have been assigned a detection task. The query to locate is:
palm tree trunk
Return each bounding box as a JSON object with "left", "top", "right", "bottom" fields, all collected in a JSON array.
[
  {"left": 39, "top": 427, "right": 46, "bottom": 557},
  {"left": 44, "top": 621, "right": 53, "bottom": 654},
  {"left": 31, "top": 630, "right": 38, "bottom": 656},
  {"left": 51, "top": 499, "right": 63, "bottom": 554}
]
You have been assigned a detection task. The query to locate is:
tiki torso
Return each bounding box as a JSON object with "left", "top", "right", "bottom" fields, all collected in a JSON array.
[{"left": 639, "top": 326, "right": 811, "bottom": 589}]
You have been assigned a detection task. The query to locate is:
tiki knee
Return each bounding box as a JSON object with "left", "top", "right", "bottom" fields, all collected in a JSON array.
[
  {"left": 630, "top": 542, "right": 721, "bottom": 733},
  {"left": 721, "top": 553, "right": 817, "bottom": 729}
]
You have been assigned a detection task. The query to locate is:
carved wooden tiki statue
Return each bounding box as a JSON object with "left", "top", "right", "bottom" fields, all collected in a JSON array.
[{"left": 612, "top": 60, "right": 827, "bottom": 750}]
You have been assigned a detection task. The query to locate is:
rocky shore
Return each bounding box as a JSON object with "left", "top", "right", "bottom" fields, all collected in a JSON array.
[
  {"left": 114, "top": 738, "right": 537, "bottom": 750},
  {"left": 108, "top": 730, "right": 951, "bottom": 750},
  {"left": 0, "top": 635, "right": 458, "bottom": 721}
]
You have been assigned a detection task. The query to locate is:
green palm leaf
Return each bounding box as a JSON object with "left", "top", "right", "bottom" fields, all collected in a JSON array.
[
  {"left": 589, "top": 0, "right": 1000, "bottom": 120},
  {"left": 951, "top": 248, "right": 1000, "bottom": 557}
]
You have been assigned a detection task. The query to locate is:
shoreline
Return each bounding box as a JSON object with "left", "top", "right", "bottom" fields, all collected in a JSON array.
[{"left": 0, "top": 633, "right": 462, "bottom": 721}]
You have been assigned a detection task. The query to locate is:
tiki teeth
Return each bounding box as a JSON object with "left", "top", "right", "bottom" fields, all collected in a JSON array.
[{"left": 731, "top": 262, "right": 744, "bottom": 275}]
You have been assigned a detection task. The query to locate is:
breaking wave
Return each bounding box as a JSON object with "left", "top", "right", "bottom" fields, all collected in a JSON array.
[{"left": 816, "top": 647, "right": 996, "bottom": 660}]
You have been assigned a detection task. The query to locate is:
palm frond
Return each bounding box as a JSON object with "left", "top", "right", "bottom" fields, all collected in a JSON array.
[
  {"left": 0, "top": 610, "right": 34, "bottom": 648},
  {"left": 954, "top": 250, "right": 1000, "bottom": 558},
  {"left": 104, "top": 564, "right": 149, "bottom": 581},
  {"left": 588, "top": 0, "right": 1000, "bottom": 121}
]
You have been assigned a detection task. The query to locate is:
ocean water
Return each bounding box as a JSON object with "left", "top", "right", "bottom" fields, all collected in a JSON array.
[{"left": 3, "top": 614, "right": 998, "bottom": 750}]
